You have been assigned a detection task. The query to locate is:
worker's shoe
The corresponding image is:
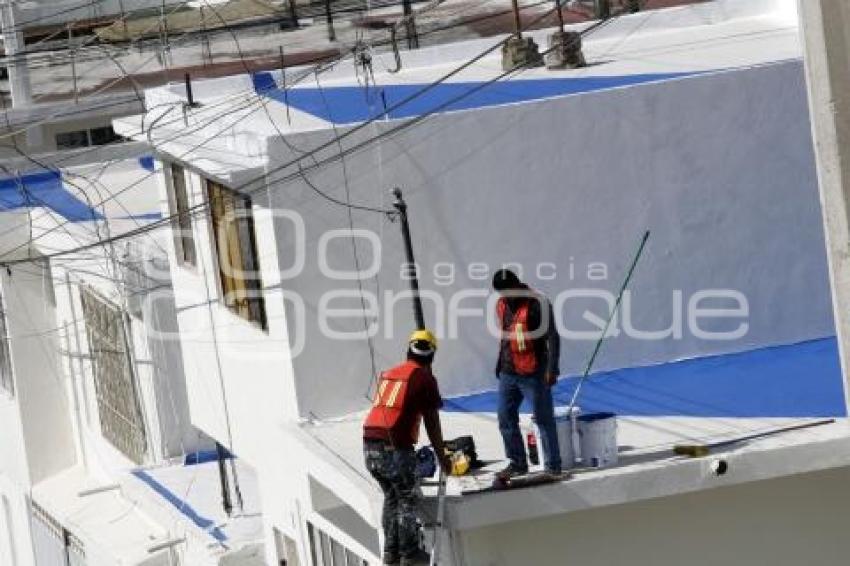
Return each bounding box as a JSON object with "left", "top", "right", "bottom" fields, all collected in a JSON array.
[
  {"left": 383, "top": 552, "right": 400, "bottom": 565},
  {"left": 495, "top": 463, "right": 528, "bottom": 482},
  {"left": 399, "top": 549, "right": 431, "bottom": 565},
  {"left": 542, "top": 469, "right": 567, "bottom": 481}
]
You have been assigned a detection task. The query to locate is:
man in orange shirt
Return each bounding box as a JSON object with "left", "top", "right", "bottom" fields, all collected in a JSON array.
[{"left": 363, "top": 330, "right": 451, "bottom": 565}]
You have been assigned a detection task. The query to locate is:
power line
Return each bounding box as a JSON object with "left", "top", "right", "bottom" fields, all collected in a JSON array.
[{"left": 0, "top": 0, "right": 642, "bottom": 266}]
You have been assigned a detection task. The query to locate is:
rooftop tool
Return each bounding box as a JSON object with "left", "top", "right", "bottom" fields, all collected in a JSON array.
[
  {"left": 673, "top": 418, "right": 836, "bottom": 458},
  {"left": 566, "top": 230, "right": 650, "bottom": 464}
]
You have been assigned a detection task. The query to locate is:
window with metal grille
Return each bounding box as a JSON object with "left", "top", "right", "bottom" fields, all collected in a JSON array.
[
  {"left": 167, "top": 164, "right": 196, "bottom": 267},
  {"left": 0, "top": 288, "right": 14, "bottom": 396},
  {"left": 206, "top": 179, "right": 267, "bottom": 329},
  {"left": 80, "top": 288, "right": 147, "bottom": 464}
]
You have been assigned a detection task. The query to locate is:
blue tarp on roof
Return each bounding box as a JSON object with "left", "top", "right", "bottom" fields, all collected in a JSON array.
[
  {"left": 254, "top": 71, "right": 696, "bottom": 124},
  {"left": 445, "top": 338, "right": 846, "bottom": 418},
  {"left": 0, "top": 170, "right": 103, "bottom": 221}
]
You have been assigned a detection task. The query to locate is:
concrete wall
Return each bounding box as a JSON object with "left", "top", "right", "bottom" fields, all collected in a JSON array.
[
  {"left": 2, "top": 262, "right": 77, "bottom": 485},
  {"left": 49, "top": 243, "right": 209, "bottom": 469},
  {"left": 264, "top": 58, "right": 832, "bottom": 418},
  {"left": 458, "top": 464, "right": 850, "bottom": 566}
]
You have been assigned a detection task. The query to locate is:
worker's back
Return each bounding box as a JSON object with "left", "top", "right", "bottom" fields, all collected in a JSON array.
[{"left": 363, "top": 359, "right": 441, "bottom": 449}]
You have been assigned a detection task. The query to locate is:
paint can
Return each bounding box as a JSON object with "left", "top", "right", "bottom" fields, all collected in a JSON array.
[
  {"left": 578, "top": 412, "right": 618, "bottom": 468},
  {"left": 532, "top": 406, "right": 581, "bottom": 470}
]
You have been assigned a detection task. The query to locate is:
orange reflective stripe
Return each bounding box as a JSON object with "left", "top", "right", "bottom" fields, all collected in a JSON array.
[
  {"left": 374, "top": 380, "right": 389, "bottom": 406},
  {"left": 386, "top": 381, "right": 404, "bottom": 408}
]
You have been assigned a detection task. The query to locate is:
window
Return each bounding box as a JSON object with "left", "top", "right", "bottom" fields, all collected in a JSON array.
[
  {"left": 0, "top": 289, "right": 13, "bottom": 396},
  {"left": 307, "top": 522, "right": 368, "bottom": 566},
  {"left": 80, "top": 287, "right": 147, "bottom": 464},
  {"left": 207, "top": 179, "right": 266, "bottom": 329},
  {"left": 55, "top": 130, "right": 89, "bottom": 150},
  {"left": 168, "top": 164, "right": 196, "bottom": 267},
  {"left": 89, "top": 125, "right": 121, "bottom": 146},
  {"left": 56, "top": 127, "right": 124, "bottom": 151}
]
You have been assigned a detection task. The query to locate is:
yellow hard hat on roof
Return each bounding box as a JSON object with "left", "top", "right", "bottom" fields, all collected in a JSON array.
[{"left": 408, "top": 329, "right": 438, "bottom": 351}]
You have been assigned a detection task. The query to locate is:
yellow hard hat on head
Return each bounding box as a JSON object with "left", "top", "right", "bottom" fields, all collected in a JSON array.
[{"left": 408, "top": 329, "right": 438, "bottom": 353}]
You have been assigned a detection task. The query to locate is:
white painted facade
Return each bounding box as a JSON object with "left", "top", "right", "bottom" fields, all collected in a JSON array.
[
  {"left": 1, "top": 0, "right": 849, "bottom": 564},
  {"left": 105, "top": 1, "right": 850, "bottom": 564},
  {"left": 0, "top": 146, "right": 269, "bottom": 564}
]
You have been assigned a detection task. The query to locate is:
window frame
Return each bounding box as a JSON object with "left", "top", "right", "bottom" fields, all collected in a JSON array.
[
  {"left": 55, "top": 130, "right": 90, "bottom": 150},
  {"left": 166, "top": 163, "right": 197, "bottom": 268},
  {"left": 205, "top": 178, "right": 267, "bottom": 330},
  {"left": 79, "top": 286, "right": 148, "bottom": 464}
]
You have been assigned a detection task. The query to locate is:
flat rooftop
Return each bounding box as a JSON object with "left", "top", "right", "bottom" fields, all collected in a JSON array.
[
  {"left": 298, "top": 333, "right": 847, "bottom": 530},
  {"left": 117, "top": 0, "right": 803, "bottom": 177},
  {"left": 304, "top": 410, "right": 850, "bottom": 530}
]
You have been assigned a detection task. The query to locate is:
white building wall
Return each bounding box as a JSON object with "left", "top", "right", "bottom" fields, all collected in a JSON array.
[
  {"left": 2, "top": 262, "right": 78, "bottom": 484},
  {"left": 0, "top": 475, "right": 36, "bottom": 566},
  {"left": 458, "top": 464, "right": 850, "bottom": 566},
  {"left": 262, "top": 58, "right": 832, "bottom": 419},
  {"left": 156, "top": 159, "right": 300, "bottom": 463}
]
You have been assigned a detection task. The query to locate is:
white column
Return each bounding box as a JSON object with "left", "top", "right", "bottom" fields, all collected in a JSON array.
[
  {"left": 798, "top": 0, "right": 850, "bottom": 413},
  {"left": 0, "top": 1, "right": 32, "bottom": 107}
]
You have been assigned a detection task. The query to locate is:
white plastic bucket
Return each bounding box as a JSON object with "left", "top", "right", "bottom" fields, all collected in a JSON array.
[
  {"left": 578, "top": 412, "right": 618, "bottom": 468},
  {"left": 532, "top": 406, "right": 580, "bottom": 470}
]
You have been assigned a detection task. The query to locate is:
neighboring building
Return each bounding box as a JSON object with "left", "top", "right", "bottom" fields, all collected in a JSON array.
[
  {"left": 112, "top": 0, "right": 850, "bottom": 565},
  {"left": 0, "top": 149, "right": 265, "bottom": 565}
]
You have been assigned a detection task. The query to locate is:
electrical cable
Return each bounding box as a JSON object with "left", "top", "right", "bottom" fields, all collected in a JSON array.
[{"left": 0, "top": 0, "right": 627, "bottom": 266}]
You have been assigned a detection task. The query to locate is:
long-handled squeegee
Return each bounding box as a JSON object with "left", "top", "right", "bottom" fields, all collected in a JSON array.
[
  {"left": 673, "top": 418, "right": 836, "bottom": 457},
  {"left": 565, "top": 231, "right": 650, "bottom": 463}
]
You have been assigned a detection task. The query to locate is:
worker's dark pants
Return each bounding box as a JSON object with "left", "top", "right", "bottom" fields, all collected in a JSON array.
[
  {"left": 364, "top": 439, "right": 420, "bottom": 559},
  {"left": 498, "top": 371, "right": 562, "bottom": 472}
]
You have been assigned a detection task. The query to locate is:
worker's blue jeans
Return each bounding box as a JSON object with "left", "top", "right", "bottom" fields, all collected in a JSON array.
[{"left": 498, "top": 371, "right": 562, "bottom": 473}]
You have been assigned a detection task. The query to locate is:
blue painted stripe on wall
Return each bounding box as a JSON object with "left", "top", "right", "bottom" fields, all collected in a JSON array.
[
  {"left": 132, "top": 469, "right": 228, "bottom": 542},
  {"left": 0, "top": 170, "right": 104, "bottom": 221},
  {"left": 445, "top": 338, "right": 846, "bottom": 418},
  {"left": 255, "top": 72, "right": 696, "bottom": 124}
]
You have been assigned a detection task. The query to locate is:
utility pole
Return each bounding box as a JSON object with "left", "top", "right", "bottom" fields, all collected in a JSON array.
[
  {"left": 324, "top": 0, "right": 335, "bottom": 42},
  {"left": 595, "top": 0, "right": 610, "bottom": 19},
  {"left": 511, "top": 0, "right": 523, "bottom": 38},
  {"left": 288, "top": 0, "right": 299, "bottom": 28},
  {"left": 402, "top": 0, "right": 418, "bottom": 49},
  {"left": 68, "top": 25, "right": 78, "bottom": 104},
  {"left": 392, "top": 188, "right": 425, "bottom": 330},
  {"left": 117, "top": 0, "right": 128, "bottom": 39},
  {"left": 0, "top": 1, "right": 32, "bottom": 107},
  {"left": 1, "top": 1, "right": 43, "bottom": 148},
  {"left": 799, "top": 0, "right": 850, "bottom": 414}
]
